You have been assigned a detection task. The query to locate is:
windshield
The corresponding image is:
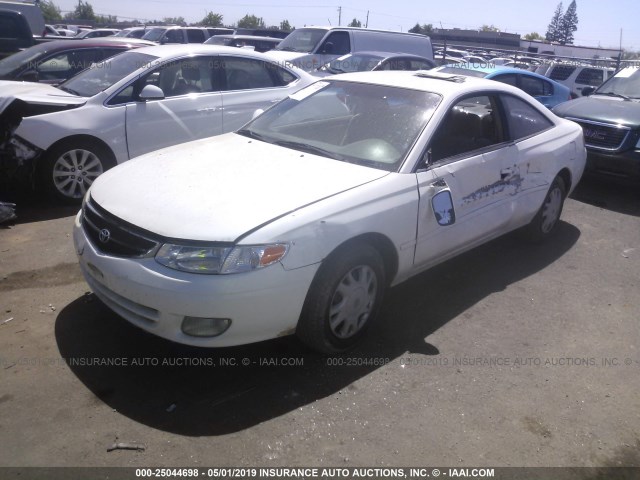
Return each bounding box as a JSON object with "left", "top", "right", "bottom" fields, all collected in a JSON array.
[
  {"left": 141, "top": 28, "right": 167, "bottom": 42},
  {"left": 238, "top": 80, "right": 441, "bottom": 172},
  {"left": 595, "top": 67, "right": 640, "bottom": 99},
  {"left": 59, "top": 51, "right": 157, "bottom": 97},
  {"left": 0, "top": 43, "right": 50, "bottom": 76},
  {"left": 276, "top": 28, "right": 326, "bottom": 53},
  {"left": 324, "top": 54, "right": 382, "bottom": 73}
]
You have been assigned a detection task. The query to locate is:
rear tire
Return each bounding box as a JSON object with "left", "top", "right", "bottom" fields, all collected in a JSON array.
[
  {"left": 296, "top": 242, "right": 386, "bottom": 354},
  {"left": 524, "top": 176, "right": 566, "bottom": 243},
  {"left": 41, "top": 139, "right": 115, "bottom": 203}
]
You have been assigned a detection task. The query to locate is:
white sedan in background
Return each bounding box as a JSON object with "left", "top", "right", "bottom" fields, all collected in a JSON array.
[
  {"left": 73, "top": 71, "right": 586, "bottom": 353},
  {"left": 0, "top": 45, "right": 314, "bottom": 201}
]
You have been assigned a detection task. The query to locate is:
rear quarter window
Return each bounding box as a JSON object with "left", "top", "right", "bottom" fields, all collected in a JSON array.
[
  {"left": 549, "top": 65, "right": 576, "bottom": 81},
  {"left": 502, "top": 95, "right": 554, "bottom": 140}
]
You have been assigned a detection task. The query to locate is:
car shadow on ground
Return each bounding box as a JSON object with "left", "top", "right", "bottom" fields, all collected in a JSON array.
[
  {"left": 0, "top": 190, "right": 78, "bottom": 225},
  {"left": 570, "top": 174, "right": 640, "bottom": 217},
  {"left": 55, "top": 222, "right": 580, "bottom": 436}
]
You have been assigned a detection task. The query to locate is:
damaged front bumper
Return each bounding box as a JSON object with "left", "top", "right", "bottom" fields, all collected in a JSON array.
[{"left": 0, "top": 134, "right": 43, "bottom": 190}]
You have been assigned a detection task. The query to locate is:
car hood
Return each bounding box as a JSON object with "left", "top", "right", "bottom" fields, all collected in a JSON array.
[
  {"left": 0, "top": 81, "right": 87, "bottom": 114},
  {"left": 553, "top": 95, "right": 640, "bottom": 127},
  {"left": 90, "top": 133, "right": 389, "bottom": 242}
]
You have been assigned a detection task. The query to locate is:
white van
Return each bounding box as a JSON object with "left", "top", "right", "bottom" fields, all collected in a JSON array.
[{"left": 266, "top": 26, "right": 433, "bottom": 71}]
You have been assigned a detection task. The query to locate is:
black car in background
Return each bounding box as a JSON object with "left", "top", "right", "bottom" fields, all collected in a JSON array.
[
  {"left": 553, "top": 67, "right": 640, "bottom": 180},
  {"left": 0, "top": 38, "right": 153, "bottom": 84}
]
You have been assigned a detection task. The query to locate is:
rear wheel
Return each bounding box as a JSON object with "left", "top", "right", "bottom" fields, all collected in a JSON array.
[
  {"left": 525, "top": 176, "right": 566, "bottom": 242},
  {"left": 296, "top": 242, "right": 386, "bottom": 354},
  {"left": 42, "top": 139, "right": 115, "bottom": 203}
]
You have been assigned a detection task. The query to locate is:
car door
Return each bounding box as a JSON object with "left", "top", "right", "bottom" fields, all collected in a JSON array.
[
  {"left": 413, "top": 93, "right": 523, "bottom": 268},
  {"left": 123, "top": 56, "right": 223, "bottom": 159},
  {"left": 218, "top": 56, "right": 300, "bottom": 132}
]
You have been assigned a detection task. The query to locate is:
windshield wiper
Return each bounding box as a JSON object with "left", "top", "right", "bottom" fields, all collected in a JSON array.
[
  {"left": 597, "top": 91, "right": 632, "bottom": 101},
  {"left": 57, "top": 85, "right": 82, "bottom": 96},
  {"left": 236, "top": 129, "right": 271, "bottom": 143},
  {"left": 272, "top": 140, "right": 344, "bottom": 160}
]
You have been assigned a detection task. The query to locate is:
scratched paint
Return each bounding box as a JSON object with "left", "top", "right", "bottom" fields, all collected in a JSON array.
[{"left": 462, "top": 166, "right": 524, "bottom": 205}]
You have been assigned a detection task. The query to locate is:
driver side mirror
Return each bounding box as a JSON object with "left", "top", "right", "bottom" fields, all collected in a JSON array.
[
  {"left": 581, "top": 86, "right": 596, "bottom": 96},
  {"left": 139, "top": 85, "right": 165, "bottom": 101},
  {"left": 432, "top": 189, "right": 456, "bottom": 226}
]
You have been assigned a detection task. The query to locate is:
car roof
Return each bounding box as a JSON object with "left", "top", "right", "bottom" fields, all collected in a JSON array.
[
  {"left": 328, "top": 70, "right": 526, "bottom": 98},
  {"left": 14, "top": 37, "right": 154, "bottom": 54},
  {"left": 441, "top": 64, "right": 555, "bottom": 80},
  {"left": 340, "top": 51, "right": 430, "bottom": 60},
  {"left": 133, "top": 43, "right": 288, "bottom": 59},
  {"left": 210, "top": 35, "right": 281, "bottom": 42}
]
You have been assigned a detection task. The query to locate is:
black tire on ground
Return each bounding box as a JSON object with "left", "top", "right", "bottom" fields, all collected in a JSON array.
[
  {"left": 296, "top": 242, "right": 386, "bottom": 354},
  {"left": 524, "top": 175, "right": 566, "bottom": 243},
  {"left": 40, "top": 139, "right": 115, "bottom": 203}
]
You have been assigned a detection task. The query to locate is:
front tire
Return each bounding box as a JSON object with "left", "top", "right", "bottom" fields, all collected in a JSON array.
[
  {"left": 41, "top": 139, "right": 115, "bottom": 203},
  {"left": 296, "top": 242, "right": 386, "bottom": 354},
  {"left": 525, "top": 176, "right": 566, "bottom": 242}
]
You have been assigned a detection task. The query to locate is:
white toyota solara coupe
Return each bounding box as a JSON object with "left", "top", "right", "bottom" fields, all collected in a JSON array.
[
  {"left": 0, "top": 45, "right": 313, "bottom": 201},
  {"left": 73, "top": 71, "right": 586, "bottom": 353}
]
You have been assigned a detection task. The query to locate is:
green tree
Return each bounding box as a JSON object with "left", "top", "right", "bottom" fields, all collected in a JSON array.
[
  {"left": 95, "top": 14, "right": 117, "bottom": 25},
  {"left": 480, "top": 24, "right": 500, "bottom": 32},
  {"left": 545, "top": 2, "right": 563, "bottom": 42},
  {"left": 280, "top": 19, "right": 292, "bottom": 31},
  {"left": 523, "top": 32, "right": 544, "bottom": 41},
  {"left": 201, "top": 12, "right": 223, "bottom": 27},
  {"left": 557, "top": 0, "right": 578, "bottom": 45},
  {"left": 163, "top": 16, "right": 186, "bottom": 26},
  {"left": 65, "top": 0, "right": 95, "bottom": 21},
  {"left": 348, "top": 18, "right": 361, "bottom": 27},
  {"left": 408, "top": 23, "right": 433, "bottom": 35},
  {"left": 237, "top": 14, "right": 265, "bottom": 29},
  {"left": 39, "top": 0, "right": 62, "bottom": 22}
]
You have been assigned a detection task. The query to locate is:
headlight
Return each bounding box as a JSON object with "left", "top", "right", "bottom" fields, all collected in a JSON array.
[{"left": 155, "top": 243, "right": 289, "bottom": 274}]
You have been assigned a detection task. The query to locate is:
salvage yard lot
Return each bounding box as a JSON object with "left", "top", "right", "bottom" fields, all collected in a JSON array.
[{"left": 0, "top": 176, "right": 639, "bottom": 468}]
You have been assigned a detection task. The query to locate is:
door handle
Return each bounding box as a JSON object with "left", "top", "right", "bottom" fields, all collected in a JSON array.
[{"left": 197, "top": 107, "right": 219, "bottom": 113}]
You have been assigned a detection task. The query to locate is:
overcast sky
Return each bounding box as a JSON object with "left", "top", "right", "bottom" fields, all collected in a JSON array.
[{"left": 53, "top": 0, "right": 638, "bottom": 51}]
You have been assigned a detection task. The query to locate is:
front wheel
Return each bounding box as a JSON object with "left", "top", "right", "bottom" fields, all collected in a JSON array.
[
  {"left": 296, "top": 242, "right": 386, "bottom": 354},
  {"left": 42, "top": 140, "right": 115, "bottom": 203},
  {"left": 524, "top": 176, "right": 566, "bottom": 242}
]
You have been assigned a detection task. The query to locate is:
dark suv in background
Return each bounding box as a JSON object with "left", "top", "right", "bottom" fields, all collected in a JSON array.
[{"left": 553, "top": 66, "right": 640, "bottom": 180}]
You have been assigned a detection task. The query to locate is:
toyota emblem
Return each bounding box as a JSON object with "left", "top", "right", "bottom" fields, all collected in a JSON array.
[{"left": 99, "top": 229, "right": 111, "bottom": 243}]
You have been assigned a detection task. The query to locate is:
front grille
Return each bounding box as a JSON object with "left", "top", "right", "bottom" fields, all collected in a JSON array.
[
  {"left": 568, "top": 118, "right": 631, "bottom": 151},
  {"left": 82, "top": 198, "right": 160, "bottom": 257}
]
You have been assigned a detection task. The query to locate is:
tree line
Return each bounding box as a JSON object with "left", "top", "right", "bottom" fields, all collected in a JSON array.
[{"left": 37, "top": 0, "right": 294, "bottom": 31}]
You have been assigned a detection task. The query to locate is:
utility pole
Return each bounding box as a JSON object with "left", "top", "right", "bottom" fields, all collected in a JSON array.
[
  {"left": 337, "top": 6, "right": 341, "bottom": 26},
  {"left": 365, "top": 11, "right": 369, "bottom": 28}
]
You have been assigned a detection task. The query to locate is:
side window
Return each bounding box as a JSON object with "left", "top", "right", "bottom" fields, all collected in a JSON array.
[
  {"left": 428, "top": 95, "right": 504, "bottom": 163},
  {"left": 519, "top": 75, "right": 552, "bottom": 97},
  {"left": 186, "top": 29, "right": 205, "bottom": 43},
  {"left": 549, "top": 65, "right": 575, "bottom": 81},
  {"left": 164, "top": 29, "right": 183, "bottom": 43},
  {"left": 501, "top": 95, "right": 553, "bottom": 140},
  {"left": 37, "top": 49, "right": 100, "bottom": 81},
  {"left": 575, "top": 68, "right": 604, "bottom": 86},
  {"left": 108, "top": 57, "right": 221, "bottom": 105},
  {"left": 222, "top": 57, "right": 291, "bottom": 90},
  {"left": 492, "top": 73, "right": 518, "bottom": 87},
  {"left": 99, "top": 48, "right": 125, "bottom": 62},
  {"left": 319, "top": 31, "right": 350, "bottom": 55}
]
